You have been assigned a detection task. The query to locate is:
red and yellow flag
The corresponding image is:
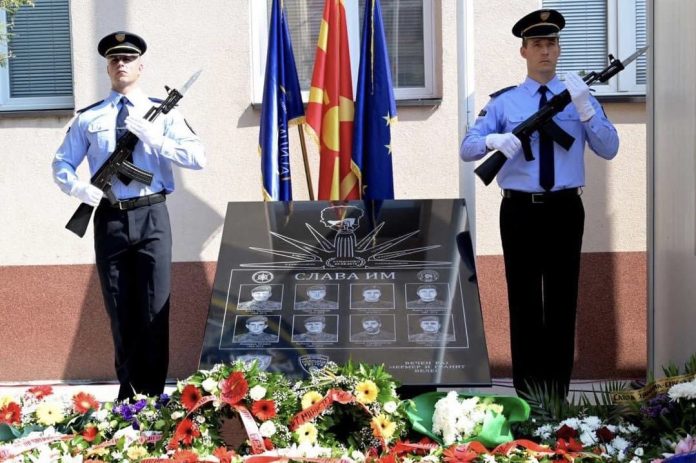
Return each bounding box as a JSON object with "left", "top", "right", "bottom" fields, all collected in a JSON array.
[{"left": 305, "top": 0, "right": 360, "bottom": 200}]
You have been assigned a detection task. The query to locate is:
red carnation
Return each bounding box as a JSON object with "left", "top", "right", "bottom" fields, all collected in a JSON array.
[
  {"left": 263, "top": 437, "right": 274, "bottom": 450},
  {"left": 73, "top": 392, "right": 100, "bottom": 414},
  {"left": 82, "top": 425, "right": 98, "bottom": 442},
  {"left": 172, "top": 449, "right": 198, "bottom": 463},
  {"left": 220, "top": 371, "right": 248, "bottom": 406},
  {"left": 27, "top": 385, "right": 53, "bottom": 400},
  {"left": 0, "top": 402, "right": 21, "bottom": 425},
  {"left": 555, "top": 424, "right": 578, "bottom": 440},
  {"left": 174, "top": 418, "right": 201, "bottom": 445},
  {"left": 213, "top": 446, "right": 237, "bottom": 463},
  {"left": 251, "top": 399, "right": 277, "bottom": 421},
  {"left": 181, "top": 384, "right": 203, "bottom": 411}
]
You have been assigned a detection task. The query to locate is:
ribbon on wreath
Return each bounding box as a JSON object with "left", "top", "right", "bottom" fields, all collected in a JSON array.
[
  {"left": 0, "top": 434, "right": 72, "bottom": 461},
  {"left": 289, "top": 389, "right": 373, "bottom": 431}
]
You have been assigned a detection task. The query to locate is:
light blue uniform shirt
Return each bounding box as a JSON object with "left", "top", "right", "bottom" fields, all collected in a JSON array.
[
  {"left": 460, "top": 75, "right": 619, "bottom": 192},
  {"left": 52, "top": 88, "right": 206, "bottom": 200}
]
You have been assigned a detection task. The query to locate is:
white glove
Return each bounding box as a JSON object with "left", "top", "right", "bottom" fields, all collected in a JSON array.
[
  {"left": 125, "top": 116, "right": 165, "bottom": 151},
  {"left": 565, "top": 72, "right": 596, "bottom": 121},
  {"left": 70, "top": 180, "right": 103, "bottom": 206},
  {"left": 485, "top": 133, "right": 521, "bottom": 159}
]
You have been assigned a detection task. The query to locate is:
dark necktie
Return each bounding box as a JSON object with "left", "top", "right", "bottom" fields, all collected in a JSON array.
[
  {"left": 538, "top": 85, "right": 554, "bottom": 191},
  {"left": 115, "top": 96, "right": 134, "bottom": 185}
]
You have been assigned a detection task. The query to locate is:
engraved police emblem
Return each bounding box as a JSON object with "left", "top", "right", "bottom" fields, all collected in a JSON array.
[
  {"left": 235, "top": 354, "right": 272, "bottom": 371},
  {"left": 115, "top": 33, "right": 126, "bottom": 42},
  {"left": 298, "top": 354, "right": 329, "bottom": 374},
  {"left": 252, "top": 271, "right": 274, "bottom": 284},
  {"left": 540, "top": 11, "right": 550, "bottom": 21},
  {"left": 417, "top": 269, "right": 440, "bottom": 282}
]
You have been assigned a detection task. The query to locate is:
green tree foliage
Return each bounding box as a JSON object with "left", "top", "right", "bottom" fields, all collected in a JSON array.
[{"left": 0, "top": 0, "right": 34, "bottom": 66}]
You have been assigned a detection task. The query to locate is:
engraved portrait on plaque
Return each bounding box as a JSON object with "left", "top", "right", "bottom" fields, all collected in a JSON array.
[
  {"left": 350, "top": 283, "right": 395, "bottom": 309},
  {"left": 237, "top": 284, "right": 283, "bottom": 311},
  {"left": 406, "top": 283, "right": 450, "bottom": 309},
  {"left": 408, "top": 314, "right": 455, "bottom": 343},
  {"left": 232, "top": 315, "right": 280, "bottom": 344},
  {"left": 294, "top": 284, "right": 339, "bottom": 310},
  {"left": 292, "top": 314, "right": 339, "bottom": 343},
  {"left": 350, "top": 314, "right": 396, "bottom": 342}
]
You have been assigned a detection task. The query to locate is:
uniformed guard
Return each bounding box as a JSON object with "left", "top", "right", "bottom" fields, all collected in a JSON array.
[
  {"left": 294, "top": 284, "right": 339, "bottom": 310},
  {"left": 238, "top": 285, "right": 282, "bottom": 311},
  {"left": 407, "top": 284, "right": 447, "bottom": 309},
  {"left": 460, "top": 9, "right": 619, "bottom": 399},
  {"left": 52, "top": 31, "right": 206, "bottom": 401},
  {"left": 234, "top": 315, "right": 278, "bottom": 344},
  {"left": 294, "top": 315, "right": 337, "bottom": 342}
]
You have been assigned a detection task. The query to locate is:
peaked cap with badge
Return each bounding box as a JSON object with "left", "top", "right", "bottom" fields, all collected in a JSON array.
[
  {"left": 512, "top": 9, "right": 565, "bottom": 39},
  {"left": 98, "top": 31, "right": 147, "bottom": 57}
]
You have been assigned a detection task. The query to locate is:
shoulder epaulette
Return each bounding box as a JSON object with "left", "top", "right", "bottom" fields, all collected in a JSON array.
[
  {"left": 75, "top": 100, "right": 104, "bottom": 114},
  {"left": 149, "top": 97, "right": 164, "bottom": 104},
  {"left": 489, "top": 85, "right": 516, "bottom": 98}
]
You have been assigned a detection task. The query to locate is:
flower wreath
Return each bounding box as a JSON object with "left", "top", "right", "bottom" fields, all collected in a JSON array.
[{"left": 290, "top": 362, "right": 409, "bottom": 453}]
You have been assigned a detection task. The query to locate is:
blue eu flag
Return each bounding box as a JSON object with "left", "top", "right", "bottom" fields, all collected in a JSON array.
[
  {"left": 260, "top": 0, "right": 304, "bottom": 201},
  {"left": 352, "top": 0, "right": 397, "bottom": 200}
]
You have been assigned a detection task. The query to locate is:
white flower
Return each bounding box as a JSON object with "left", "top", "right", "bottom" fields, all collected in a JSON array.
[
  {"left": 612, "top": 436, "right": 629, "bottom": 452},
  {"left": 202, "top": 377, "right": 218, "bottom": 393},
  {"left": 111, "top": 452, "right": 123, "bottom": 461},
  {"left": 583, "top": 416, "right": 601, "bottom": 429},
  {"left": 249, "top": 385, "right": 267, "bottom": 401},
  {"left": 383, "top": 401, "right": 397, "bottom": 414},
  {"left": 92, "top": 408, "right": 109, "bottom": 422},
  {"left": 351, "top": 451, "right": 366, "bottom": 462},
  {"left": 195, "top": 415, "right": 206, "bottom": 424},
  {"left": 482, "top": 455, "right": 496, "bottom": 463},
  {"left": 634, "top": 447, "right": 644, "bottom": 456},
  {"left": 259, "top": 420, "right": 277, "bottom": 437},
  {"left": 579, "top": 430, "right": 596, "bottom": 447},
  {"left": 668, "top": 378, "right": 696, "bottom": 401},
  {"left": 113, "top": 425, "right": 139, "bottom": 444},
  {"left": 533, "top": 424, "right": 553, "bottom": 440},
  {"left": 171, "top": 411, "right": 185, "bottom": 420}
]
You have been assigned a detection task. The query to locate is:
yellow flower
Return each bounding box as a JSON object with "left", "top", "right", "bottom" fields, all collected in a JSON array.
[
  {"left": 295, "top": 422, "right": 318, "bottom": 444},
  {"left": 35, "top": 401, "right": 64, "bottom": 426},
  {"left": 301, "top": 391, "right": 323, "bottom": 410},
  {"left": 126, "top": 445, "right": 149, "bottom": 460},
  {"left": 0, "top": 395, "right": 14, "bottom": 408},
  {"left": 370, "top": 414, "right": 396, "bottom": 441},
  {"left": 355, "top": 380, "right": 379, "bottom": 404}
]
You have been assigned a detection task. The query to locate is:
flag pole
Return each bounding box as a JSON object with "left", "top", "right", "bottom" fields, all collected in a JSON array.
[{"left": 297, "top": 124, "right": 315, "bottom": 200}]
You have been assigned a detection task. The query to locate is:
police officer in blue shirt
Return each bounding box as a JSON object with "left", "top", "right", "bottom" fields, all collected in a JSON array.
[
  {"left": 460, "top": 10, "right": 619, "bottom": 400},
  {"left": 52, "top": 31, "right": 206, "bottom": 401}
]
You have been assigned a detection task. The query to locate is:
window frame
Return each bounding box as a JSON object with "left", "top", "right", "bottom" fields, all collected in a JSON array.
[
  {"left": 249, "top": 0, "right": 440, "bottom": 105},
  {"left": 0, "top": 7, "right": 74, "bottom": 112},
  {"left": 545, "top": 0, "right": 646, "bottom": 97}
]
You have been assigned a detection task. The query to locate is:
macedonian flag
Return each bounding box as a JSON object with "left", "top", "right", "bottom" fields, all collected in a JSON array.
[{"left": 305, "top": 0, "right": 360, "bottom": 200}]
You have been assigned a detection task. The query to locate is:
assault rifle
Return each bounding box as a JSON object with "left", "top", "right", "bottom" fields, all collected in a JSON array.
[
  {"left": 65, "top": 70, "right": 202, "bottom": 237},
  {"left": 473, "top": 46, "right": 648, "bottom": 186}
]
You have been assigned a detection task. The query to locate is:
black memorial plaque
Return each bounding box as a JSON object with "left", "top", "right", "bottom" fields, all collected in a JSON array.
[{"left": 199, "top": 199, "right": 491, "bottom": 387}]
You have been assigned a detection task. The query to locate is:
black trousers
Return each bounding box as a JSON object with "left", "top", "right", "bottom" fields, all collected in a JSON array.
[
  {"left": 94, "top": 200, "right": 172, "bottom": 401},
  {"left": 500, "top": 192, "right": 584, "bottom": 399}
]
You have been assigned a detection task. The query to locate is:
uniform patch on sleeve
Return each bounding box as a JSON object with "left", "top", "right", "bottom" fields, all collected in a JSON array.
[{"left": 478, "top": 109, "right": 487, "bottom": 117}]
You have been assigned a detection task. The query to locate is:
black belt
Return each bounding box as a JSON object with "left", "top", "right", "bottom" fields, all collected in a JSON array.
[
  {"left": 502, "top": 188, "right": 580, "bottom": 204},
  {"left": 103, "top": 192, "right": 166, "bottom": 211}
]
